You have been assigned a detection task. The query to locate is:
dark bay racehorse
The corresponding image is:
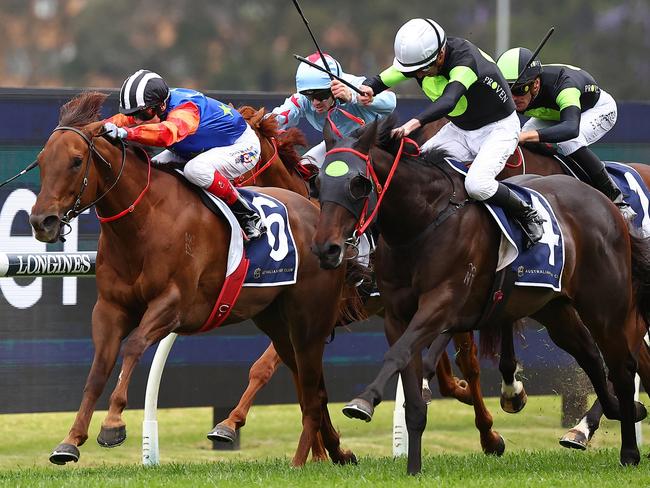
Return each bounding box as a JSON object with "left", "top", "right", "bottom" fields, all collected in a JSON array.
[
  {"left": 419, "top": 118, "right": 650, "bottom": 445},
  {"left": 312, "top": 113, "right": 650, "bottom": 473},
  {"left": 211, "top": 111, "right": 504, "bottom": 458},
  {"left": 29, "top": 92, "right": 361, "bottom": 467}
]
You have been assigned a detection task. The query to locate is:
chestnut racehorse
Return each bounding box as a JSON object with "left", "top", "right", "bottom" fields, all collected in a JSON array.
[
  {"left": 29, "top": 92, "right": 361, "bottom": 467},
  {"left": 312, "top": 113, "right": 650, "bottom": 473}
]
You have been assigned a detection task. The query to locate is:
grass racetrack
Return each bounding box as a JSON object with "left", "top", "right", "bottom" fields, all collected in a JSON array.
[{"left": 1, "top": 395, "right": 649, "bottom": 487}]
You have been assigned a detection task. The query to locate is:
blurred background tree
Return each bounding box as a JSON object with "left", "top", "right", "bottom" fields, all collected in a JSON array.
[{"left": 1, "top": 0, "right": 648, "bottom": 100}]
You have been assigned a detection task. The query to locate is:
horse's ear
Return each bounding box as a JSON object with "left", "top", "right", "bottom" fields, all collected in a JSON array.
[
  {"left": 353, "top": 118, "right": 379, "bottom": 154},
  {"left": 323, "top": 119, "right": 338, "bottom": 151}
]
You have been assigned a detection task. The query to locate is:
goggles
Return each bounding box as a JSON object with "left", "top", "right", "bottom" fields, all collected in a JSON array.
[
  {"left": 301, "top": 89, "right": 333, "bottom": 101},
  {"left": 511, "top": 81, "right": 534, "bottom": 97}
]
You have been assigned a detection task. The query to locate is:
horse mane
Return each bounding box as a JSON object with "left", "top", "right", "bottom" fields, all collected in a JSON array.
[
  {"left": 237, "top": 105, "right": 308, "bottom": 172},
  {"left": 59, "top": 91, "right": 109, "bottom": 127},
  {"left": 375, "top": 113, "right": 452, "bottom": 166}
]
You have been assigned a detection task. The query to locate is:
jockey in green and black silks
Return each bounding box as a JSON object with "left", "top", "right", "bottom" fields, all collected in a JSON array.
[
  {"left": 497, "top": 47, "right": 635, "bottom": 221},
  {"left": 357, "top": 18, "right": 545, "bottom": 248}
]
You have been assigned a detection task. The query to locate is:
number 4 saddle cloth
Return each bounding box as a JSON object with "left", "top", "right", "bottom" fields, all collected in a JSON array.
[{"left": 445, "top": 158, "right": 650, "bottom": 292}]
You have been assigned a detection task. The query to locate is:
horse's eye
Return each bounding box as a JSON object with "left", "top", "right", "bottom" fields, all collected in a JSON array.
[
  {"left": 348, "top": 174, "right": 372, "bottom": 201},
  {"left": 72, "top": 156, "right": 83, "bottom": 168}
]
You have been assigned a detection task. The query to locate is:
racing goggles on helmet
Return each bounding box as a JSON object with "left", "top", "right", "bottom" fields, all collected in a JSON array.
[
  {"left": 301, "top": 89, "right": 333, "bottom": 101},
  {"left": 510, "top": 81, "right": 535, "bottom": 97},
  {"left": 131, "top": 106, "right": 158, "bottom": 121}
]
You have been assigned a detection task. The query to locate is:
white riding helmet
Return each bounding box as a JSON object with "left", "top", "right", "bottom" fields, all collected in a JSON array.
[
  {"left": 295, "top": 53, "right": 342, "bottom": 93},
  {"left": 392, "top": 18, "right": 446, "bottom": 73}
]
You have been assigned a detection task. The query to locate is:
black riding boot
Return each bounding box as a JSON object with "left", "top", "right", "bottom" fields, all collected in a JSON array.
[
  {"left": 486, "top": 183, "right": 545, "bottom": 249},
  {"left": 230, "top": 193, "right": 266, "bottom": 240},
  {"left": 570, "top": 147, "right": 636, "bottom": 221}
]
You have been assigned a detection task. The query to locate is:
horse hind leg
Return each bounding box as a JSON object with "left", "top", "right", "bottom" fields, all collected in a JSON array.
[
  {"left": 432, "top": 349, "right": 472, "bottom": 405},
  {"left": 498, "top": 322, "right": 528, "bottom": 414},
  {"left": 207, "top": 342, "right": 282, "bottom": 443},
  {"left": 49, "top": 303, "right": 128, "bottom": 465},
  {"left": 453, "top": 332, "right": 505, "bottom": 456},
  {"left": 560, "top": 399, "right": 603, "bottom": 450}
]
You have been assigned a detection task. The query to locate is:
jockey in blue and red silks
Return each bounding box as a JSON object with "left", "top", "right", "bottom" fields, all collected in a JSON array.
[
  {"left": 272, "top": 52, "right": 397, "bottom": 172},
  {"left": 103, "top": 69, "right": 266, "bottom": 240}
]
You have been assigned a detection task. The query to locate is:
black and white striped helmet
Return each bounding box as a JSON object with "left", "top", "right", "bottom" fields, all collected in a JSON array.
[{"left": 119, "top": 70, "right": 170, "bottom": 115}]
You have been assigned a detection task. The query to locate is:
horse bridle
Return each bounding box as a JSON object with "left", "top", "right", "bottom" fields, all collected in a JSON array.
[{"left": 52, "top": 126, "right": 127, "bottom": 227}]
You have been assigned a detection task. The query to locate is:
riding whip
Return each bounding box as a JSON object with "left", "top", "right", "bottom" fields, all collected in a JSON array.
[{"left": 0, "top": 160, "right": 38, "bottom": 189}]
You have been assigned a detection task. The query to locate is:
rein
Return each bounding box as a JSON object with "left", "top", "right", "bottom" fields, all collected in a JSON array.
[
  {"left": 233, "top": 136, "right": 279, "bottom": 187},
  {"left": 53, "top": 126, "right": 150, "bottom": 225},
  {"left": 325, "top": 136, "right": 420, "bottom": 236},
  {"left": 326, "top": 106, "right": 365, "bottom": 138}
]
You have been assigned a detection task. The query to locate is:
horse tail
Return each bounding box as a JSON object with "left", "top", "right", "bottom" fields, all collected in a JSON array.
[
  {"left": 630, "top": 233, "right": 650, "bottom": 330},
  {"left": 479, "top": 319, "right": 525, "bottom": 360}
]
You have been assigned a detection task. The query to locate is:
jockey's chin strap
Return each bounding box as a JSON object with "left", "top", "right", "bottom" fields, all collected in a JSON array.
[
  {"left": 234, "top": 136, "right": 279, "bottom": 187},
  {"left": 53, "top": 126, "right": 150, "bottom": 228},
  {"left": 325, "top": 136, "right": 420, "bottom": 241}
]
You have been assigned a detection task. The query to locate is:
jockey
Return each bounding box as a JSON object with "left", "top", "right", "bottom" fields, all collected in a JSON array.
[
  {"left": 103, "top": 69, "right": 266, "bottom": 240},
  {"left": 272, "top": 52, "right": 396, "bottom": 170},
  {"left": 496, "top": 47, "right": 635, "bottom": 220},
  {"left": 357, "top": 18, "right": 544, "bottom": 248}
]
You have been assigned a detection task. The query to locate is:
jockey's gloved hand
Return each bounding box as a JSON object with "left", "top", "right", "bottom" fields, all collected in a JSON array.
[{"left": 103, "top": 122, "right": 127, "bottom": 140}]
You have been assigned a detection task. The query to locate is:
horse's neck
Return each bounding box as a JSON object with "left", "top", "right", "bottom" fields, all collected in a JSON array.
[{"left": 371, "top": 148, "right": 453, "bottom": 245}]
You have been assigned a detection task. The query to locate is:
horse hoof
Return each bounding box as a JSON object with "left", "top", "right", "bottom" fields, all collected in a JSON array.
[
  {"left": 334, "top": 451, "right": 358, "bottom": 465},
  {"left": 559, "top": 429, "right": 588, "bottom": 450},
  {"left": 620, "top": 448, "right": 640, "bottom": 466},
  {"left": 97, "top": 425, "right": 126, "bottom": 448},
  {"left": 342, "top": 398, "right": 374, "bottom": 422},
  {"left": 500, "top": 389, "right": 527, "bottom": 414},
  {"left": 49, "top": 443, "right": 80, "bottom": 465},
  {"left": 207, "top": 424, "right": 237, "bottom": 443},
  {"left": 634, "top": 401, "right": 647, "bottom": 422},
  {"left": 484, "top": 434, "right": 506, "bottom": 457}
]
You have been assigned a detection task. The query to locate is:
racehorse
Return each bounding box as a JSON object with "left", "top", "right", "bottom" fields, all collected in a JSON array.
[
  {"left": 418, "top": 118, "right": 650, "bottom": 447},
  {"left": 210, "top": 110, "right": 505, "bottom": 458},
  {"left": 28, "top": 92, "right": 361, "bottom": 467},
  {"left": 311, "top": 113, "right": 650, "bottom": 473}
]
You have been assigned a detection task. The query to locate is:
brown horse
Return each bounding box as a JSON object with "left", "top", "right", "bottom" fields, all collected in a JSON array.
[
  {"left": 211, "top": 111, "right": 504, "bottom": 459},
  {"left": 28, "top": 92, "right": 361, "bottom": 467},
  {"left": 312, "top": 113, "right": 650, "bottom": 473}
]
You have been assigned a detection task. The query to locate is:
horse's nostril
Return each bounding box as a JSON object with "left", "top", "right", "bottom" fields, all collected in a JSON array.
[
  {"left": 42, "top": 215, "right": 60, "bottom": 232},
  {"left": 326, "top": 243, "right": 341, "bottom": 258}
]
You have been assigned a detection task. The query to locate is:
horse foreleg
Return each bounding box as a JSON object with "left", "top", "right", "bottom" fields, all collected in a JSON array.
[
  {"left": 315, "top": 374, "right": 356, "bottom": 465},
  {"left": 344, "top": 302, "right": 452, "bottom": 423},
  {"left": 49, "top": 301, "right": 130, "bottom": 465},
  {"left": 499, "top": 322, "right": 527, "bottom": 413},
  {"left": 208, "top": 342, "right": 282, "bottom": 443},
  {"left": 400, "top": 358, "right": 427, "bottom": 475},
  {"left": 454, "top": 331, "right": 505, "bottom": 456},
  {"left": 99, "top": 294, "right": 180, "bottom": 449}
]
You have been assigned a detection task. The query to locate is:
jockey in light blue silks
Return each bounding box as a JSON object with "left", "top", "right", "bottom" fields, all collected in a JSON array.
[{"left": 272, "top": 53, "right": 397, "bottom": 169}]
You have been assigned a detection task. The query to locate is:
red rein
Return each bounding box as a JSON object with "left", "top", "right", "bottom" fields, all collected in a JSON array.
[{"left": 96, "top": 148, "right": 152, "bottom": 223}]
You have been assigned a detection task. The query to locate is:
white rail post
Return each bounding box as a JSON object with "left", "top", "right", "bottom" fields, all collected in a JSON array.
[
  {"left": 392, "top": 374, "right": 408, "bottom": 457},
  {"left": 142, "top": 333, "right": 177, "bottom": 466}
]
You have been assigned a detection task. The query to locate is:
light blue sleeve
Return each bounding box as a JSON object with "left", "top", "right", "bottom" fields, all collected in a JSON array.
[
  {"left": 271, "top": 94, "right": 306, "bottom": 129},
  {"left": 346, "top": 75, "right": 396, "bottom": 116}
]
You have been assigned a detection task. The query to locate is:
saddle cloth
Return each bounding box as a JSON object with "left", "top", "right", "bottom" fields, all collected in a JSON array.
[
  {"left": 445, "top": 158, "right": 565, "bottom": 291},
  {"left": 203, "top": 187, "right": 299, "bottom": 287}
]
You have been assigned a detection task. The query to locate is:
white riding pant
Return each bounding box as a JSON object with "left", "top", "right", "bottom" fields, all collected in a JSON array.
[
  {"left": 301, "top": 140, "right": 327, "bottom": 168},
  {"left": 522, "top": 89, "right": 617, "bottom": 156},
  {"left": 152, "top": 124, "right": 261, "bottom": 187},
  {"left": 421, "top": 111, "right": 521, "bottom": 200}
]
